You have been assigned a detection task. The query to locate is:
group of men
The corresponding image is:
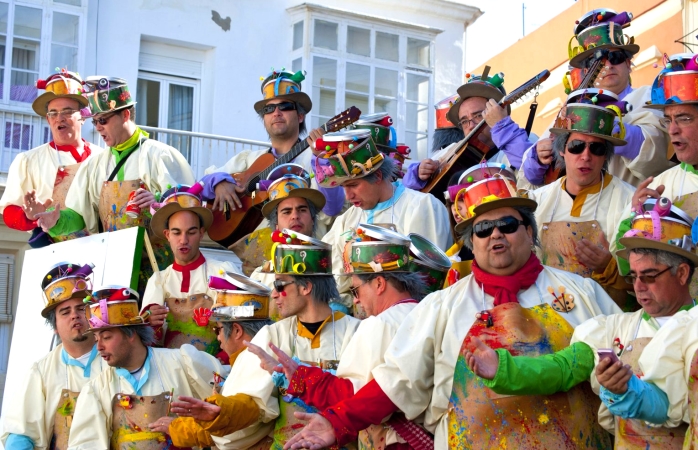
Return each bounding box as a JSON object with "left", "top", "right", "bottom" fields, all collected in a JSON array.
[{"left": 3, "top": 6, "right": 698, "bottom": 450}]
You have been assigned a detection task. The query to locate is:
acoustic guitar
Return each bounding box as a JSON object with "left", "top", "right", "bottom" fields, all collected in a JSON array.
[
  {"left": 421, "top": 69, "right": 550, "bottom": 197},
  {"left": 207, "top": 106, "right": 362, "bottom": 247}
]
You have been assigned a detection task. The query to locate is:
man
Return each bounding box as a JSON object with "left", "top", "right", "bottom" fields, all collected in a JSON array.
[
  {"left": 168, "top": 239, "right": 361, "bottom": 449},
  {"left": 68, "top": 286, "right": 224, "bottom": 449},
  {"left": 284, "top": 174, "right": 621, "bottom": 449},
  {"left": 463, "top": 211, "right": 696, "bottom": 447},
  {"left": 141, "top": 185, "right": 240, "bottom": 356},
  {"left": 520, "top": 9, "right": 672, "bottom": 188},
  {"left": 1, "top": 262, "right": 102, "bottom": 449},
  {"left": 527, "top": 92, "right": 634, "bottom": 307},
  {"left": 1, "top": 70, "right": 102, "bottom": 246}
]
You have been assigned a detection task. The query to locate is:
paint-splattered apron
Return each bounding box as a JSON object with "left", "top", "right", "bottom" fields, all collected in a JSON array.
[
  {"left": 164, "top": 293, "right": 219, "bottom": 356},
  {"left": 110, "top": 392, "right": 181, "bottom": 450},
  {"left": 685, "top": 349, "right": 698, "bottom": 449},
  {"left": 51, "top": 389, "right": 80, "bottom": 450},
  {"left": 52, "top": 162, "right": 90, "bottom": 242},
  {"left": 614, "top": 337, "right": 687, "bottom": 449},
  {"left": 447, "top": 302, "right": 612, "bottom": 449}
]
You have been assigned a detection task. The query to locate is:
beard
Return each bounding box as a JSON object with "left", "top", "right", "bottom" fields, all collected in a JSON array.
[{"left": 72, "top": 334, "right": 89, "bottom": 342}]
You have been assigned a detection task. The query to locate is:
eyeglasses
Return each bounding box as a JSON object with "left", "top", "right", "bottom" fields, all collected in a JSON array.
[
  {"left": 91, "top": 113, "right": 116, "bottom": 126},
  {"left": 262, "top": 101, "right": 297, "bottom": 115},
  {"left": 473, "top": 216, "right": 526, "bottom": 239},
  {"left": 273, "top": 280, "right": 296, "bottom": 293},
  {"left": 46, "top": 109, "right": 80, "bottom": 120},
  {"left": 624, "top": 266, "right": 672, "bottom": 285},
  {"left": 583, "top": 49, "right": 630, "bottom": 69},
  {"left": 659, "top": 115, "right": 695, "bottom": 128},
  {"left": 349, "top": 281, "right": 369, "bottom": 299},
  {"left": 458, "top": 112, "right": 484, "bottom": 128},
  {"left": 212, "top": 325, "right": 223, "bottom": 335},
  {"left": 566, "top": 140, "right": 608, "bottom": 157}
]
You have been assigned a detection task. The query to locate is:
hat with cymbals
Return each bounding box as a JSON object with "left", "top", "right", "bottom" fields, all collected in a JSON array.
[
  {"left": 314, "top": 130, "right": 384, "bottom": 187},
  {"left": 150, "top": 184, "right": 214, "bottom": 239},
  {"left": 32, "top": 68, "right": 89, "bottom": 117},
  {"left": 259, "top": 164, "right": 326, "bottom": 218},
  {"left": 209, "top": 272, "right": 272, "bottom": 321},
  {"left": 568, "top": 9, "right": 639, "bottom": 69},
  {"left": 343, "top": 224, "right": 412, "bottom": 274},
  {"left": 82, "top": 76, "right": 135, "bottom": 116},
  {"left": 84, "top": 286, "right": 147, "bottom": 331},
  {"left": 266, "top": 229, "right": 332, "bottom": 275},
  {"left": 254, "top": 68, "right": 312, "bottom": 114},
  {"left": 645, "top": 53, "right": 698, "bottom": 110},
  {"left": 41, "top": 262, "right": 94, "bottom": 318}
]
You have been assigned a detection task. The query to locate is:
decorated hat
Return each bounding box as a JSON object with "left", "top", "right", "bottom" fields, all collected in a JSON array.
[
  {"left": 645, "top": 53, "right": 698, "bottom": 109},
  {"left": 82, "top": 76, "right": 135, "bottom": 116},
  {"left": 562, "top": 66, "right": 585, "bottom": 95},
  {"left": 259, "top": 163, "right": 326, "bottom": 218},
  {"left": 32, "top": 69, "right": 89, "bottom": 117},
  {"left": 407, "top": 233, "right": 451, "bottom": 293},
  {"left": 150, "top": 184, "right": 214, "bottom": 239},
  {"left": 253, "top": 68, "right": 312, "bottom": 114},
  {"left": 353, "top": 112, "right": 396, "bottom": 152},
  {"left": 618, "top": 198, "right": 698, "bottom": 265},
  {"left": 568, "top": 9, "right": 639, "bottom": 69},
  {"left": 446, "top": 66, "right": 506, "bottom": 126},
  {"left": 209, "top": 272, "right": 271, "bottom": 321},
  {"left": 41, "top": 262, "right": 94, "bottom": 318},
  {"left": 453, "top": 163, "right": 537, "bottom": 233},
  {"left": 548, "top": 90, "right": 628, "bottom": 146},
  {"left": 342, "top": 223, "right": 411, "bottom": 274},
  {"left": 314, "top": 130, "right": 384, "bottom": 187},
  {"left": 444, "top": 162, "right": 516, "bottom": 203},
  {"left": 435, "top": 94, "right": 460, "bottom": 129},
  {"left": 84, "top": 286, "right": 146, "bottom": 331},
  {"left": 266, "top": 229, "right": 332, "bottom": 275}
]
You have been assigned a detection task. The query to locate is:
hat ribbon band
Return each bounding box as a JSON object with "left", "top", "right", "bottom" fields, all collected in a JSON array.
[
  {"left": 606, "top": 105, "right": 626, "bottom": 140},
  {"left": 88, "top": 298, "right": 111, "bottom": 328}
]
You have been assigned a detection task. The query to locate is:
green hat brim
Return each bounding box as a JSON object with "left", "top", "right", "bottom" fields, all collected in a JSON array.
[
  {"left": 549, "top": 127, "right": 627, "bottom": 146},
  {"left": 150, "top": 203, "right": 214, "bottom": 239},
  {"left": 617, "top": 237, "right": 698, "bottom": 265},
  {"left": 254, "top": 92, "right": 313, "bottom": 115},
  {"left": 261, "top": 188, "right": 326, "bottom": 218},
  {"left": 454, "top": 197, "right": 538, "bottom": 233},
  {"left": 32, "top": 92, "right": 89, "bottom": 117}
]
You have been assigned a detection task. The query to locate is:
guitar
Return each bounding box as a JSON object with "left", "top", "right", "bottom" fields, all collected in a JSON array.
[
  {"left": 207, "top": 106, "right": 362, "bottom": 247},
  {"left": 421, "top": 69, "right": 550, "bottom": 196}
]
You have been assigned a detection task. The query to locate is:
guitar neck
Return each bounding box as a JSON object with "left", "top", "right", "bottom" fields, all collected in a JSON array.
[
  {"left": 257, "top": 122, "right": 328, "bottom": 181},
  {"left": 578, "top": 59, "right": 603, "bottom": 90}
]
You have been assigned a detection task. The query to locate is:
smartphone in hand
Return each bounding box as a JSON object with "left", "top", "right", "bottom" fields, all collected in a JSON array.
[{"left": 597, "top": 348, "right": 620, "bottom": 364}]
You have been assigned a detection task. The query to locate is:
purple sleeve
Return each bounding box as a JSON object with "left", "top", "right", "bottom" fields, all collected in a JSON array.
[
  {"left": 401, "top": 161, "right": 427, "bottom": 190},
  {"left": 311, "top": 155, "right": 345, "bottom": 217},
  {"left": 613, "top": 122, "right": 645, "bottom": 159},
  {"left": 523, "top": 142, "right": 548, "bottom": 186},
  {"left": 199, "top": 173, "right": 236, "bottom": 201},
  {"left": 490, "top": 116, "right": 529, "bottom": 170}
]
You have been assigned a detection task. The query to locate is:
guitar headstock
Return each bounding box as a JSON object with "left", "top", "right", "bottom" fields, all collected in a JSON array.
[{"left": 325, "top": 106, "right": 362, "bottom": 133}]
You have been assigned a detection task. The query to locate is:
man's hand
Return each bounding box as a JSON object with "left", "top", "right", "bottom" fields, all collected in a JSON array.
[
  {"left": 269, "top": 342, "right": 299, "bottom": 380},
  {"left": 631, "top": 177, "right": 665, "bottom": 213},
  {"left": 307, "top": 127, "right": 326, "bottom": 155},
  {"left": 418, "top": 159, "right": 439, "bottom": 181},
  {"left": 596, "top": 356, "right": 633, "bottom": 395},
  {"left": 464, "top": 336, "right": 499, "bottom": 380},
  {"left": 536, "top": 137, "right": 554, "bottom": 165},
  {"left": 283, "top": 412, "right": 337, "bottom": 450},
  {"left": 483, "top": 98, "right": 508, "bottom": 128},
  {"left": 132, "top": 188, "right": 156, "bottom": 209},
  {"left": 35, "top": 203, "right": 62, "bottom": 232},
  {"left": 148, "top": 305, "right": 169, "bottom": 328},
  {"left": 22, "top": 190, "right": 52, "bottom": 220},
  {"left": 244, "top": 340, "right": 280, "bottom": 374},
  {"left": 576, "top": 233, "right": 612, "bottom": 272},
  {"left": 170, "top": 395, "right": 221, "bottom": 421},
  {"left": 212, "top": 180, "right": 245, "bottom": 212},
  {"left": 148, "top": 415, "right": 174, "bottom": 433}
]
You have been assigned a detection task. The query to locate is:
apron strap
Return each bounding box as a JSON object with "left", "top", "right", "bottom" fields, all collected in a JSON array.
[{"left": 107, "top": 139, "right": 147, "bottom": 182}]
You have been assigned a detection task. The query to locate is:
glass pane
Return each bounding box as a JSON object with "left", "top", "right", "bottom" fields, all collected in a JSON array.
[
  {"left": 10, "top": 70, "right": 37, "bottom": 102},
  {"left": 375, "top": 31, "right": 398, "bottom": 62},
  {"left": 0, "top": 34, "right": 6, "bottom": 68},
  {"left": 312, "top": 56, "right": 336, "bottom": 88},
  {"left": 51, "top": 44, "right": 77, "bottom": 70},
  {"left": 54, "top": 0, "right": 82, "bottom": 5},
  {"left": 136, "top": 78, "right": 160, "bottom": 128},
  {"left": 0, "top": 3, "right": 8, "bottom": 34},
  {"left": 407, "top": 38, "right": 430, "bottom": 66},
  {"left": 345, "top": 93, "right": 368, "bottom": 115},
  {"left": 345, "top": 63, "right": 369, "bottom": 93},
  {"left": 12, "top": 38, "right": 38, "bottom": 71},
  {"left": 14, "top": 6, "right": 41, "bottom": 39},
  {"left": 374, "top": 98, "right": 396, "bottom": 121},
  {"left": 406, "top": 73, "right": 429, "bottom": 103},
  {"left": 312, "top": 87, "right": 335, "bottom": 117},
  {"left": 168, "top": 84, "right": 193, "bottom": 131},
  {"left": 405, "top": 131, "right": 427, "bottom": 156},
  {"left": 292, "top": 57, "right": 302, "bottom": 73},
  {"left": 375, "top": 68, "right": 397, "bottom": 98},
  {"left": 52, "top": 13, "right": 79, "bottom": 45},
  {"left": 406, "top": 103, "right": 428, "bottom": 131},
  {"left": 347, "top": 26, "right": 370, "bottom": 57},
  {"left": 313, "top": 19, "right": 337, "bottom": 51},
  {"left": 4, "top": 121, "right": 33, "bottom": 151},
  {"left": 293, "top": 21, "right": 303, "bottom": 51}
]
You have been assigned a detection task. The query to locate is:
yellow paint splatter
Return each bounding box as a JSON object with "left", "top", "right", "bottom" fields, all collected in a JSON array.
[
  {"left": 498, "top": 437, "right": 508, "bottom": 449},
  {"left": 538, "top": 414, "right": 549, "bottom": 424}
]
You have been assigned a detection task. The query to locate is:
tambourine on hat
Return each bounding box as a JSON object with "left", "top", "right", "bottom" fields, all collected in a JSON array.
[
  {"left": 407, "top": 233, "right": 451, "bottom": 293},
  {"left": 150, "top": 183, "right": 214, "bottom": 239},
  {"left": 618, "top": 197, "right": 698, "bottom": 265},
  {"left": 645, "top": 53, "right": 698, "bottom": 110},
  {"left": 32, "top": 69, "right": 89, "bottom": 117},
  {"left": 568, "top": 9, "right": 639, "bottom": 69},
  {"left": 260, "top": 163, "right": 326, "bottom": 218},
  {"left": 84, "top": 286, "right": 146, "bottom": 332},
  {"left": 453, "top": 163, "right": 537, "bottom": 233},
  {"left": 342, "top": 223, "right": 411, "bottom": 274},
  {"left": 82, "top": 76, "right": 135, "bottom": 116},
  {"left": 41, "top": 262, "right": 94, "bottom": 318},
  {"left": 254, "top": 68, "right": 312, "bottom": 114},
  {"left": 266, "top": 229, "right": 332, "bottom": 275},
  {"left": 446, "top": 66, "right": 506, "bottom": 126},
  {"left": 209, "top": 272, "right": 271, "bottom": 321},
  {"left": 548, "top": 92, "right": 628, "bottom": 146},
  {"left": 353, "top": 112, "right": 396, "bottom": 152},
  {"left": 314, "top": 130, "right": 384, "bottom": 187}
]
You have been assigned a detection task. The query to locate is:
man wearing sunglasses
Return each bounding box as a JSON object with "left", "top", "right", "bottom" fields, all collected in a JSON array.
[
  {"left": 282, "top": 181, "right": 621, "bottom": 450},
  {"left": 520, "top": 9, "right": 673, "bottom": 189},
  {"left": 0, "top": 70, "right": 103, "bottom": 247}
]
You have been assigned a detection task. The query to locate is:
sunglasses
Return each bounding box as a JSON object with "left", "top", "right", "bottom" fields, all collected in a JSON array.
[
  {"left": 624, "top": 266, "right": 672, "bottom": 285},
  {"left": 212, "top": 325, "right": 223, "bottom": 335},
  {"left": 473, "top": 216, "right": 526, "bottom": 239},
  {"left": 566, "top": 140, "right": 607, "bottom": 157},
  {"left": 273, "top": 280, "right": 296, "bottom": 293},
  {"left": 349, "top": 281, "right": 369, "bottom": 299},
  {"left": 91, "top": 113, "right": 116, "bottom": 126},
  {"left": 583, "top": 49, "right": 630, "bottom": 69},
  {"left": 262, "top": 101, "right": 297, "bottom": 115}
]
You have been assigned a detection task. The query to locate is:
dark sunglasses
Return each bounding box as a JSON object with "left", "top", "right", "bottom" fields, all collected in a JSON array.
[
  {"left": 624, "top": 266, "right": 672, "bottom": 285},
  {"left": 273, "top": 280, "right": 296, "bottom": 293},
  {"left": 566, "top": 140, "right": 607, "bottom": 157},
  {"left": 91, "top": 113, "right": 116, "bottom": 126},
  {"left": 349, "top": 281, "right": 369, "bottom": 299},
  {"left": 262, "top": 101, "right": 297, "bottom": 115},
  {"left": 473, "top": 216, "right": 526, "bottom": 239},
  {"left": 212, "top": 325, "right": 223, "bottom": 335},
  {"left": 583, "top": 49, "right": 630, "bottom": 69}
]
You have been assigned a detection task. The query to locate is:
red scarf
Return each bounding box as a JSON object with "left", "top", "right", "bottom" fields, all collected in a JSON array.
[
  {"left": 50, "top": 139, "right": 92, "bottom": 163},
  {"left": 172, "top": 253, "right": 206, "bottom": 293},
  {"left": 471, "top": 253, "right": 544, "bottom": 306}
]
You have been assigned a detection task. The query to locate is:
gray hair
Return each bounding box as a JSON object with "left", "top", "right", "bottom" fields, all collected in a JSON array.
[
  {"left": 360, "top": 155, "right": 398, "bottom": 184},
  {"left": 222, "top": 319, "right": 273, "bottom": 340},
  {"left": 356, "top": 271, "right": 428, "bottom": 301},
  {"left": 120, "top": 325, "right": 156, "bottom": 347},
  {"left": 292, "top": 275, "right": 340, "bottom": 304},
  {"left": 269, "top": 198, "right": 319, "bottom": 235},
  {"left": 257, "top": 102, "right": 308, "bottom": 136},
  {"left": 552, "top": 132, "right": 614, "bottom": 171},
  {"left": 628, "top": 247, "right": 696, "bottom": 281},
  {"left": 462, "top": 206, "right": 540, "bottom": 251}
]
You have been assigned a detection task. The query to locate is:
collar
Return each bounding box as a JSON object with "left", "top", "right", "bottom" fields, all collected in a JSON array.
[
  {"left": 50, "top": 139, "right": 92, "bottom": 163},
  {"left": 61, "top": 344, "right": 99, "bottom": 378},
  {"left": 366, "top": 181, "right": 406, "bottom": 223},
  {"left": 115, "top": 347, "right": 152, "bottom": 395},
  {"left": 172, "top": 253, "right": 206, "bottom": 293},
  {"left": 270, "top": 138, "right": 302, "bottom": 159},
  {"left": 617, "top": 84, "right": 634, "bottom": 100},
  {"left": 642, "top": 301, "right": 695, "bottom": 324},
  {"left": 297, "top": 310, "right": 345, "bottom": 349},
  {"left": 680, "top": 162, "right": 698, "bottom": 175},
  {"left": 560, "top": 173, "right": 612, "bottom": 217},
  {"left": 113, "top": 127, "right": 149, "bottom": 152},
  {"left": 229, "top": 347, "right": 245, "bottom": 366}
]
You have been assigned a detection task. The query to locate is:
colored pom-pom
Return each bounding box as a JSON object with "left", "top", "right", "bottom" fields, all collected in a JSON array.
[
  {"left": 500, "top": 164, "right": 506, "bottom": 170},
  {"left": 596, "top": 14, "right": 603, "bottom": 20},
  {"left": 356, "top": 238, "right": 362, "bottom": 242},
  {"left": 36, "top": 79, "right": 47, "bottom": 89},
  {"left": 291, "top": 233, "right": 297, "bottom": 239},
  {"left": 467, "top": 176, "right": 474, "bottom": 183},
  {"left": 598, "top": 89, "right": 604, "bottom": 94},
  {"left": 309, "top": 173, "right": 314, "bottom": 178},
  {"left": 591, "top": 96, "right": 598, "bottom": 104},
  {"left": 47, "top": 275, "right": 52, "bottom": 280},
  {"left": 349, "top": 144, "right": 354, "bottom": 149},
  {"left": 325, "top": 145, "right": 331, "bottom": 150},
  {"left": 166, "top": 184, "right": 172, "bottom": 189},
  {"left": 575, "top": 20, "right": 579, "bottom": 24},
  {"left": 260, "top": 76, "right": 264, "bottom": 81},
  {"left": 219, "top": 269, "right": 224, "bottom": 274},
  {"left": 564, "top": 88, "right": 571, "bottom": 94},
  {"left": 667, "top": 63, "right": 672, "bottom": 68},
  {"left": 653, "top": 63, "right": 658, "bottom": 68},
  {"left": 286, "top": 238, "right": 291, "bottom": 244},
  {"left": 83, "top": 297, "right": 90, "bottom": 304}
]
